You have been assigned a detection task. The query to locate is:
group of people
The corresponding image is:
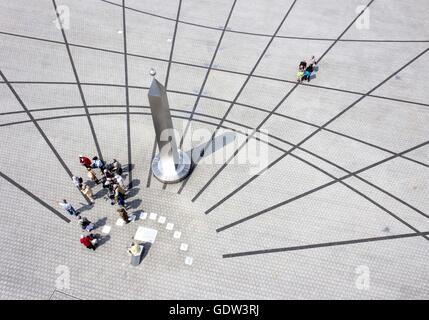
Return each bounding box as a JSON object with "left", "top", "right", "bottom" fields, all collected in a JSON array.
[
  {"left": 296, "top": 55, "right": 318, "bottom": 83},
  {"left": 78, "top": 155, "right": 128, "bottom": 209},
  {"left": 58, "top": 155, "right": 133, "bottom": 251}
]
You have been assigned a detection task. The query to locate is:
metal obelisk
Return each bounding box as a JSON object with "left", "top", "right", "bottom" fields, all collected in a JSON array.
[{"left": 148, "top": 70, "right": 191, "bottom": 183}]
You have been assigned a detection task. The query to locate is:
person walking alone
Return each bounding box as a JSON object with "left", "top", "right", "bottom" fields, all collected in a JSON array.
[{"left": 59, "top": 199, "right": 79, "bottom": 216}]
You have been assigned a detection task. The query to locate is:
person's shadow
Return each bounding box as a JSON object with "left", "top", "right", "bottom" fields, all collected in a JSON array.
[
  {"left": 94, "top": 234, "right": 111, "bottom": 248},
  {"left": 141, "top": 242, "right": 152, "bottom": 261},
  {"left": 129, "top": 210, "right": 144, "bottom": 222},
  {"left": 76, "top": 203, "right": 93, "bottom": 214},
  {"left": 94, "top": 188, "right": 108, "bottom": 199},
  {"left": 126, "top": 187, "right": 140, "bottom": 199},
  {"left": 85, "top": 179, "right": 97, "bottom": 188},
  {"left": 127, "top": 199, "right": 142, "bottom": 209},
  {"left": 93, "top": 217, "right": 107, "bottom": 229},
  {"left": 122, "top": 164, "right": 135, "bottom": 173}
]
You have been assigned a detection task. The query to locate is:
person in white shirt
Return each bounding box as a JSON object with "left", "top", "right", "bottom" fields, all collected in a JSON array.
[{"left": 59, "top": 199, "right": 79, "bottom": 216}]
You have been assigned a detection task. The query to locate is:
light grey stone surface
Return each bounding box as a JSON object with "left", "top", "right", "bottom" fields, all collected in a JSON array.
[{"left": 0, "top": 0, "right": 428, "bottom": 300}]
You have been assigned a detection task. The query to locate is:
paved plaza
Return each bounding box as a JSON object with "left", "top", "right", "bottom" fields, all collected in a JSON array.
[{"left": 0, "top": 0, "right": 428, "bottom": 299}]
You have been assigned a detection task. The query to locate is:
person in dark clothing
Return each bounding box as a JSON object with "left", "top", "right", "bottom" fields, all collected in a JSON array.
[
  {"left": 303, "top": 64, "right": 314, "bottom": 82},
  {"left": 299, "top": 60, "right": 307, "bottom": 71},
  {"left": 78, "top": 216, "right": 95, "bottom": 232},
  {"left": 103, "top": 169, "right": 114, "bottom": 179}
]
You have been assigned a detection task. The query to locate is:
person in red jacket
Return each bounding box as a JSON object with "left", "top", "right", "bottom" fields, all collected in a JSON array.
[
  {"left": 79, "top": 155, "right": 92, "bottom": 168},
  {"left": 80, "top": 234, "right": 97, "bottom": 250}
]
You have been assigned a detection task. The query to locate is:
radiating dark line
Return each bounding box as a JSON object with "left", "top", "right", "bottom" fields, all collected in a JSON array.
[
  {"left": 216, "top": 140, "right": 429, "bottom": 232},
  {"left": 146, "top": 138, "right": 157, "bottom": 188},
  {"left": 122, "top": 0, "right": 133, "bottom": 189},
  {"left": 261, "top": 131, "right": 429, "bottom": 221},
  {"left": 239, "top": 136, "right": 429, "bottom": 239},
  {"left": 2, "top": 80, "right": 427, "bottom": 114},
  {"left": 317, "top": 0, "right": 375, "bottom": 62},
  {"left": 209, "top": 46, "right": 429, "bottom": 211},
  {"left": 2, "top": 107, "right": 427, "bottom": 225},
  {"left": 99, "top": 0, "right": 429, "bottom": 43},
  {"left": 1, "top": 31, "right": 429, "bottom": 112},
  {"left": 52, "top": 0, "right": 104, "bottom": 160},
  {"left": 181, "top": 0, "right": 299, "bottom": 195},
  {"left": 0, "top": 170, "right": 70, "bottom": 223},
  {"left": 1, "top": 89, "right": 426, "bottom": 171},
  {"left": 0, "top": 70, "right": 91, "bottom": 204},
  {"left": 161, "top": 0, "right": 183, "bottom": 191},
  {"left": 164, "top": 0, "right": 182, "bottom": 90},
  {"left": 2, "top": 0, "right": 427, "bottom": 237},
  {"left": 223, "top": 231, "right": 429, "bottom": 258},
  {"left": 0, "top": 82, "right": 427, "bottom": 170},
  {"left": 192, "top": 84, "right": 299, "bottom": 201},
  {"left": 340, "top": 180, "right": 428, "bottom": 239},
  {"left": 2, "top": 106, "right": 426, "bottom": 179},
  {"left": 178, "top": 0, "right": 238, "bottom": 148},
  {"left": 212, "top": 0, "right": 298, "bottom": 131},
  {"left": 191, "top": 0, "right": 375, "bottom": 202}
]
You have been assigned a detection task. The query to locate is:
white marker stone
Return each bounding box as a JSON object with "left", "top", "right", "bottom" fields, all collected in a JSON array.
[
  {"left": 173, "top": 231, "right": 181, "bottom": 239},
  {"left": 166, "top": 223, "right": 174, "bottom": 231},
  {"left": 134, "top": 226, "right": 158, "bottom": 243},
  {"left": 185, "top": 256, "right": 193, "bottom": 265},
  {"left": 116, "top": 219, "right": 125, "bottom": 227},
  {"left": 149, "top": 212, "right": 158, "bottom": 220},
  {"left": 180, "top": 243, "right": 188, "bottom": 251},
  {"left": 101, "top": 225, "right": 111, "bottom": 234},
  {"left": 140, "top": 211, "right": 148, "bottom": 220}
]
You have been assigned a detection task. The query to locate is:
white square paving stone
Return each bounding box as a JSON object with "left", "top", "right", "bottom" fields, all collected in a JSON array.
[
  {"left": 115, "top": 219, "right": 125, "bottom": 227},
  {"left": 149, "top": 212, "right": 157, "bottom": 220},
  {"left": 180, "top": 243, "right": 188, "bottom": 251},
  {"left": 140, "top": 211, "right": 148, "bottom": 220},
  {"left": 166, "top": 223, "right": 174, "bottom": 231},
  {"left": 185, "top": 256, "right": 193, "bottom": 266},
  {"left": 158, "top": 216, "right": 166, "bottom": 224},
  {"left": 134, "top": 226, "right": 158, "bottom": 243},
  {"left": 173, "top": 231, "right": 181, "bottom": 239},
  {"left": 101, "top": 225, "right": 111, "bottom": 234}
]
